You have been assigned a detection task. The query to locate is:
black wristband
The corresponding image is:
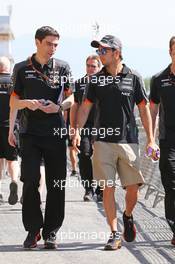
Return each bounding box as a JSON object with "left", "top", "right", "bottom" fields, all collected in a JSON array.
[{"left": 58, "top": 104, "right": 63, "bottom": 112}]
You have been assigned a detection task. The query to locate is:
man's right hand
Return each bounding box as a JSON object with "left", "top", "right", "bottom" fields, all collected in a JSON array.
[
  {"left": 26, "top": 100, "right": 42, "bottom": 111},
  {"left": 8, "top": 131, "right": 16, "bottom": 147},
  {"left": 72, "top": 131, "right": 81, "bottom": 153}
]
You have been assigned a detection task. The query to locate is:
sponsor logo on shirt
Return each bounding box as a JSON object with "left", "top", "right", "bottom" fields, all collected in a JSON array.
[
  {"left": 79, "top": 84, "right": 86, "bottom": 90},
  {"left": 25, "top": 74, "right": 37, "bottom": 79},
  {"left": 121, "top": 92, "right": 131, "bottom": 96},
  {"left": 161, "top": 78, "right": 172, "bottom": 87},
  {"left": 0, "top": 91, "right": 8, "bottom": 94}
]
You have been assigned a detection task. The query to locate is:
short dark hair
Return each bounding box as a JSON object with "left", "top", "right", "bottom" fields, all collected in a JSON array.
[
  {"left": 169, "top": 36, "right": 175, "bottom": 50},
  {"left": 86, "top": 55, "right": 101, "bottom": 68},
  {"left": 35, "top": 26, "right": 60, "bottom": 41}
]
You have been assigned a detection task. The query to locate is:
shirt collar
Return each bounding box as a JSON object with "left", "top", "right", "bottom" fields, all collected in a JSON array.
[
  {"left": 30, "top": 53, "right": 53, "bottom": 70},
  {"left": 168, "top": 64, "right": 175, "bottom": 75},
  {"left": 102, "top": 64, "right": 130, "bottom": 76},
  {"left": 122, "top": 64, "right": 131, "bottom": 74}
]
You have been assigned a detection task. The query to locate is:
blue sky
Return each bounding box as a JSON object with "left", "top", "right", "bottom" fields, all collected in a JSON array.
[{"left": 0, "top": 0, "right": 174, "bottom": 79}]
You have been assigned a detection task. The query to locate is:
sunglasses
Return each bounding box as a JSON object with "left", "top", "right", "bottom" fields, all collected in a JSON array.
[{"left": 96, "top": 47, "right": 115, "bottom": 56}]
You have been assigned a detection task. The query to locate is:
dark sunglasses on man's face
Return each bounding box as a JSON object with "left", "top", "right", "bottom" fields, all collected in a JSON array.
[{"left": 96, "top": 47, "right": 115, "bottom": 56}]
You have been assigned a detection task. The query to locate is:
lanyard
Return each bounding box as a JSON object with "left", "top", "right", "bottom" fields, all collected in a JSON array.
[
  {"left": 28, "top": 56, "right": 64, "bottom": 104},
  {"left": 28, "top": 56, "right": 56, "bottom": 86}
]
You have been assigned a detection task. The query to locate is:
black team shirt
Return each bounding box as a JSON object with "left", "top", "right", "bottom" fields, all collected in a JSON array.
[
  {"left": 0, "top": 73, "right": 12, "bottom": 127},
  {"left": 12, "top": 54, "right": 72, "bottom": 136},
  {"left": 74, "top": 75, "right": 95, "bottom": 128},
  {"left": 85, "top": 65, "right": 148, "bottom": 143},
  {"left": 150, "top": 65, "right": 175, "bottom": 143}
]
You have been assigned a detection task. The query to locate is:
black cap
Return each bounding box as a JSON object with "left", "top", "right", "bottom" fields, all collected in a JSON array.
[{"left": 91, "top": 35, "right": 122, "bottom": 51}]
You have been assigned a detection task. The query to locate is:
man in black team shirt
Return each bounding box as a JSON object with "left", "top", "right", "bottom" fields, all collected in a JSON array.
[
  {"left": 9, "top": 26, "right": 74, "bottom": 249},
  {"left": 70, "top": 55, "right": 102, "bottom": 202},
  {"left": 150, "top": 36, "right": 175, "bottom": 246},
  {"left": 73, "top": 35, "right": 157, "bottom": 250},
  {"left": 0, "top": 56, "right": 19, "bottom": 205}
]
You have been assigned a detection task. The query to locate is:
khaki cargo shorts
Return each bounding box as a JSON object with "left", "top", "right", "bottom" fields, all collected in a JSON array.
[{"left": 92, "top": 141, "right": 144, "bottom": 188}]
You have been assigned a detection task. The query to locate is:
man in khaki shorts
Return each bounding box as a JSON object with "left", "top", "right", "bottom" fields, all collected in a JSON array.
[
  {"left": 93, "top": 143, "right": 142, "bottom": 188},
  {"left": 72, "top": 35, "right": 157, "bottom": 250}
]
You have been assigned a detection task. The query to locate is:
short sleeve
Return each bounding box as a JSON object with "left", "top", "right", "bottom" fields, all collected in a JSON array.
[
  {"left": 134, "top": 74, "right": 148, "bottom": 105},
  {"left": 63, "top": 63, "right": 74, "bottom": 95},
  {"left": 73, "top": 82, "right": 80, "bottom": 103},
  {"left": 84, "top": 81, "right": 96, "bottom": 103},
  {"left": 149, "top": 75, "right": 160, "bottom": 104},
  {"left": 12, "top": 64, "right": 24, "bottom": 98}
]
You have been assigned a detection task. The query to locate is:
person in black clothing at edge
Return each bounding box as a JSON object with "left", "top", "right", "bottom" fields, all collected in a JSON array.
[
  {"left": 0, "top": 56, "right": 19, "bottom": 205},
  {"left": 150, "top": 36, "right": 175, "bottom": 247},
  {"left": 70, "top": 55, "right": 103, "bottom": 202},
  {"left": 8, "top": 26, "right": 74, "bottom": 249},
  {"left": 65, "top": 108, "right": 78, "bottom": 177},
  {"left": 72, "top": 35, "right": 158, "bottom": 250}
]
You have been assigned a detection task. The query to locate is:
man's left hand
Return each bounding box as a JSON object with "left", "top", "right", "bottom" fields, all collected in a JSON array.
[
  {"left": 39, "top": 100, "right": 60, "bottom": 113},
  {"left": 146, "top": 141, "right": 160, "bottom": 161}
]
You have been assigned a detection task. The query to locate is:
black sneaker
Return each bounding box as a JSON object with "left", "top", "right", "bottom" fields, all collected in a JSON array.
[
  {"left": 171, "top": 234, "right": 175, "bottom": 246},
  {"left": 104, "top": 231, "right": 121, "bottom": 250},
  {"left": 83, "top": 190, "right": 93, "bottom": 202},
  {"left": 23, "top": 231, "right": 41, "bottom": 249},
  {"left": 44, "top": 232, "right": 57, "bottom": 249},
  {"left": 8, "top": 181, "right": 18, "bottom": 205},
  {"left": 123, "top": 211, "right": 136, "bottom": 242},
  {"left": 70, "top": 170, "right": 78, "bottom": 177}
]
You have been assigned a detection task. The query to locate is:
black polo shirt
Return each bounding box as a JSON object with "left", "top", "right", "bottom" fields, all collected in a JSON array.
[
  {"left": 13, "top": 54, "right": 72, "bottom": 136},
  {"left": 0, "top": 73, "right": 12, "bottom": 127},
  {"left": 85, "top": 65, "right": 148, "bottom": 143},
  {"left": 74, "top": 75, "right": 95, "bottom": 128},
  {"left": 150, "top": 65, "right": 175, "bottom": 143}
]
